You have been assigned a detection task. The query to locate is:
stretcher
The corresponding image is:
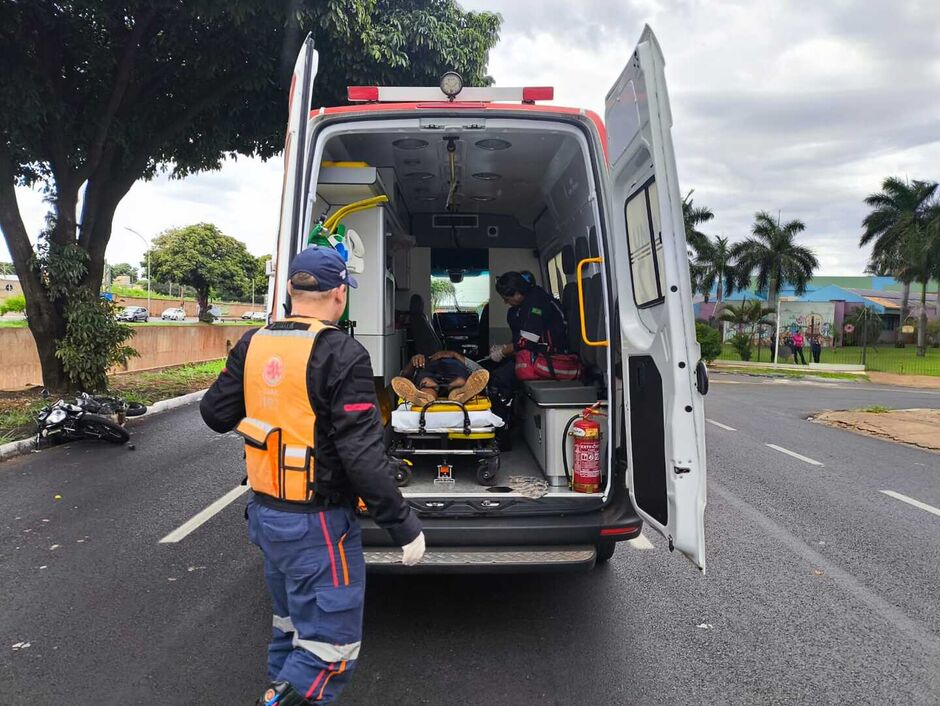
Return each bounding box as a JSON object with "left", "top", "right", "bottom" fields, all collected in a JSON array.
[{"left": 389, "top": 397, "right": 503, "bottom": 487}]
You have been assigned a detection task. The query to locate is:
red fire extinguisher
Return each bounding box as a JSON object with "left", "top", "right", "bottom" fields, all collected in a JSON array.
[{"left": 564, "top": 404, "right": 604, "bottom": 493}]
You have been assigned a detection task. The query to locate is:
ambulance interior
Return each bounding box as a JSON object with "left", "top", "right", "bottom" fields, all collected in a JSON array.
[{"left": 309, "top": 119, "right": 616, "bottom": 500}]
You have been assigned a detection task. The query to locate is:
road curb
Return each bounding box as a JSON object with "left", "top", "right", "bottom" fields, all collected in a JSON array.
[
  {"left": 0, "top": 388, "right": 208, "bottom": 464},
  {"left": 137, "top": 389, "right": 207, "bottom": 418}
]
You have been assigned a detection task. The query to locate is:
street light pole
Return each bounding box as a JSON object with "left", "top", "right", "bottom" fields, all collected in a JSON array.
[{"left": 124, "top": 227, "right": 150, "bottom": 317}]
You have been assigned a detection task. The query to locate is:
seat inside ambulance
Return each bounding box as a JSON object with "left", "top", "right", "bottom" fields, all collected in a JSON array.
[{"left": 310, "top": 120, "right": 615, "bottom": 497}]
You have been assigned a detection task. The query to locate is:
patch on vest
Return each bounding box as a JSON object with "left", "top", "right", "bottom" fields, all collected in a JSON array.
[{"left": 262, "top": 355, "right": 284, "bottom": 387}]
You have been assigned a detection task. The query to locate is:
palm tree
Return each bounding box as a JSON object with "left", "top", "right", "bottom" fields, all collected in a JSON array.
[
  {"left": 892, "top": 199, "right": 940, "bottom": 356},
  {"left": 682, "top": 190, "right": 714, "bottom": 256},
  {"left": 693, "top": 235, "right": 736, "bottom": 314},
  {"left": 731, "top": 212, "right": 818, "bottom": 314},
  {"left": 860, "top": 177, "right": 938, "bottom": 346},
  {"left": 717, "top": 299, "right": 776, "bottom": 361}
]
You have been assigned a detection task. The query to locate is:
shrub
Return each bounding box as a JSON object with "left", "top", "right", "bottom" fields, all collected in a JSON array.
[
  {"left": 730, "top": 332, "right": 753, "bottom": 361},
  {"left": 56, "top": 293, "right": 137, "bottom": 392},
  {"left": 695, "top": 321, "right": 722, "bottom": 362},
  {"left": 0, "top": 294, "right": 26, "bottom": 315}
]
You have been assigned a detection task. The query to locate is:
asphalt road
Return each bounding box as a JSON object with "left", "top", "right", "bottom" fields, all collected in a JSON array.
[{"left": 1, "top": 374, "right": 939, "bottom": 705}]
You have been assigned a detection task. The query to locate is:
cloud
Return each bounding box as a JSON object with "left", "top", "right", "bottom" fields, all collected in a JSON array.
[{"left": 4, "top": 0, "right": 939, "bottom": 278}]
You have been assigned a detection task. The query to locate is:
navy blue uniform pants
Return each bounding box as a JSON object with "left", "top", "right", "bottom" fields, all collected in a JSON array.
[{"left": 247, "top": 500, "right": 365, "bottom": 703}]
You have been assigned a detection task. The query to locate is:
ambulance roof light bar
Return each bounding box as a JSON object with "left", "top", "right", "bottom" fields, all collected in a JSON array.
[{"left": 347, "top": 84, "right": 554, "bottom": 104}]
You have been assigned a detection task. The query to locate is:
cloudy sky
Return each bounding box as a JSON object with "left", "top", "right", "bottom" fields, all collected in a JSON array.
[{"left": 7, "top": 0, "right": 940, "bottom": 274}]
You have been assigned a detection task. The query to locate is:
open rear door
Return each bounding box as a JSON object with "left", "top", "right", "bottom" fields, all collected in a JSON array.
[
  {"left": 605, "top": 27, "right": 707, "bottom": 569},
  {"left": 271, "top": 34, "right": 318, "bottom": 317}
]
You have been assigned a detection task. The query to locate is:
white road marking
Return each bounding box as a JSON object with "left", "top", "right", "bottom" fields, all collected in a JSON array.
[
  {"left": 765, "top": 443, "right": 824, "bottom": 466},
  {"left": 706, "top": 418, "right": 736, "bottom": 431},
  {"left": 159, "top": 485, "right": 249, "bottom": 543},
  {"left": 628, "top": 533, "right": 654, "bottom": 550},
  {"left": 880, "top": 490, "right": 940, "bottom": 518}
]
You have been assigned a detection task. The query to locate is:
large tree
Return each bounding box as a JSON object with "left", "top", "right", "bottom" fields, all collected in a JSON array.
[
  {"left": 148, "top": 224, "right": 257, "bottom": 321},
  {"left": 110, "top": 262, "right": 138, "bottom": 283},
  {"left": 0, "top": 1, "right": 501, "bottom": 389},
  {"left": 860, "top": 177, "right": 938, "bottom": 347},
  {"left": 732, "top": 211, "right": 818, "bottom": 313}
]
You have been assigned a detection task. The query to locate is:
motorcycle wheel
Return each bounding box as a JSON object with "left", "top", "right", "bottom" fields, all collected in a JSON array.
[
  {"left": 75, "top": 414, "right": 130, "bottom": 444},
  {"left": 124, "top": 401, "right": 147, "bottom": 417}
]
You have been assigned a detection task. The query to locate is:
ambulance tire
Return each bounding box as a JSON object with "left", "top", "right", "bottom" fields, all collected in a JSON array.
[{"left": 595, "top": 540, "right": 616, "bottom": 565}]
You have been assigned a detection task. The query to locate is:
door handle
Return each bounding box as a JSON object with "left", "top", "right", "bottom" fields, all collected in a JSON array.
[{"left": 576, "top": 257, "right": 608, "bottom": 347}]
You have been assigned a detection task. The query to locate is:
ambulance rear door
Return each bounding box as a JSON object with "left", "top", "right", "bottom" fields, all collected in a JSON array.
[
  {"left": 603, "top": 26, "right": 707, "bottom": 570},
  {"left": 271, "top": 34, "right": 318, "bottom": 318}
]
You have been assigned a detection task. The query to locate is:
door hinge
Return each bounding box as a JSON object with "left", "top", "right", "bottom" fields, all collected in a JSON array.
[{"left": 668, "top": 535, "right": 674, "bottom": 552}]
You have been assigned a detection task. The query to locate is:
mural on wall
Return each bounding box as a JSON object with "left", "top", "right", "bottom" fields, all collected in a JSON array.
[{"left": 778, "top": 301, "right": 836, "bottom": 347}]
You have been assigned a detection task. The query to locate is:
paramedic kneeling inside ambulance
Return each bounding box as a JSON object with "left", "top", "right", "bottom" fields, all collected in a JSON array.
[{"left": 200, "top": 245, "right": 425, "bottom": 705}]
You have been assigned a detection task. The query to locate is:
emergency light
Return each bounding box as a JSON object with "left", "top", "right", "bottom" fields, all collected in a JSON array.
[{"left": 347, "top": 83, "right": 554, "bottom": 104}]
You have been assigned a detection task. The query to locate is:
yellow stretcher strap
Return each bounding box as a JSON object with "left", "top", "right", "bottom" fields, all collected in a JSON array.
[{"left": 577, "top": 257, "right": 609, "bottom": 347}]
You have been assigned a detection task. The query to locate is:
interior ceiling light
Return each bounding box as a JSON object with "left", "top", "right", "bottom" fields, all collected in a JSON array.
[
  {"left": 393, "top": 138, "right": 429, "bottom": 150},
  {"left": 471, "top": 195, "right": 495, "bottom": 202},
  {"left": 472, "top": 172, "right": 501, "bottom": 181},
  {"left": 475, "top": 138, "right": 511, "bottom": 151},
  {"left": 405, "top": 171, "right": 434, "bottom": 180}
]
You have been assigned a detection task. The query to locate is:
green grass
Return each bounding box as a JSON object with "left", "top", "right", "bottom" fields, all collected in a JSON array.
[
  {"left": 0, "top": 319, "right": 27, "bottom": 328},
  {"left": 713, "top": 364, "right": 864, "bottom": 381},
  {"left": 716, "top": 343, "right": 940, "bottom": 376},
  {"left": 860, "top": 405, "right": 891, "bottom": 413}
]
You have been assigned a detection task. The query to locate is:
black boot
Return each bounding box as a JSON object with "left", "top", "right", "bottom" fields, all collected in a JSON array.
[{"left": 257, "top": 681, "right": 312, "bottom": 706}]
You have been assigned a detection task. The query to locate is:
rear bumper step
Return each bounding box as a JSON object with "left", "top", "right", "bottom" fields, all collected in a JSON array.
[{"left": 365, "top": 545, "right": 597, "bottom": 573}]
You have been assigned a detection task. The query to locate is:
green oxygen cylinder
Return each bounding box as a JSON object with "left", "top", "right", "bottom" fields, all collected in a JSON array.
[{"left": 306, "top": 220, "right": 350, "bottom": 323}]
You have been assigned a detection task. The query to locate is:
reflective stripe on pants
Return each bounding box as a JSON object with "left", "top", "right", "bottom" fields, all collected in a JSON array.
[{"left": 247, "top": 500, "right": 365, "bottom": 703}]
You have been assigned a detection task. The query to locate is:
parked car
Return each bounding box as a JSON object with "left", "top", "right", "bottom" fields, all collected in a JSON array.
[
  {"left": 241, "top": 311, "right": 267, "bottom": 321},
  {"left": 116, "top": 306, "right": 148, "bottom": 323},
  {"left": 161, "top": 307, "right": 186, "bottom": 321}
]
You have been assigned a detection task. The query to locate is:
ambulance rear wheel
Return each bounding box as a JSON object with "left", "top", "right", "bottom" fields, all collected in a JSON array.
[
  {"left": 595, "top": 541, "right": 616, "bottom": 565},
  {"left": 394, "top": 461, "right": 413, "bottom": 487},
  {"left": 476, "top": 458, "right": 499, "bottom": 486}
]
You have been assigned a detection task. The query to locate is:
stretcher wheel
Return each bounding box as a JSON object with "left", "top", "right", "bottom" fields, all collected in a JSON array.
[
  {"left": 476, "top": 457, "right": 499, "bottom": 486},
  {"left": 394, "top": 460, "right": 413, "bottom": 487}
]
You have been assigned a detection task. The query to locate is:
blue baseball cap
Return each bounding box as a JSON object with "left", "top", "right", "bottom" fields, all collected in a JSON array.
[{"left": 288, "top": 246, "right": 358, "bottom": 290}]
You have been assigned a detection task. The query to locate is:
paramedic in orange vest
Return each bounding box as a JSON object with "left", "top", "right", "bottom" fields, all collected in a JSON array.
[{"left": 200, "top": 245, "right": 425, "bottom": 705}]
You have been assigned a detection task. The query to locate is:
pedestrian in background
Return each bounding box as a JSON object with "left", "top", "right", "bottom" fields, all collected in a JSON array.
[
  {"left": 811, "top": 334, "right": 822, "bottom": 364},
  {"left": 792, "top": 330, "right": 807, "bottom": 365},
  {"left": 200, "top": 246, "right": 425, "bottom": 705}
]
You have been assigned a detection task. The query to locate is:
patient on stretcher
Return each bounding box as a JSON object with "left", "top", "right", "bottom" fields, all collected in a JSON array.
[{"left": 391, "top": 351, "right": 489, "bottom": 407}]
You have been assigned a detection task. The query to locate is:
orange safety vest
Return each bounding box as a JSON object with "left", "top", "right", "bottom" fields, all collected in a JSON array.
[{"left": 236, "top": 317, "right": 336, "bottom": 503}]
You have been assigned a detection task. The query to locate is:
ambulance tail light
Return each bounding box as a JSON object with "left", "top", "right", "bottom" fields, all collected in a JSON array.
[
  {"left": 347, "top": 86, "right": 379, "bottom": 102},
  {"left": 522, "top": 87, "right": 554, "bottom": 103}
]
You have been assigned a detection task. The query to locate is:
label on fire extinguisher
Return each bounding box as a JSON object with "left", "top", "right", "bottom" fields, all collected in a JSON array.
[{"left": 573, "top": 439, "right": 601, "bottom": 492}]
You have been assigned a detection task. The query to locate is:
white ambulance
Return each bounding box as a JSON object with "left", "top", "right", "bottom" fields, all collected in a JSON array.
[{"left": 269, "top": 27, "right": 708, "bottom": 571}]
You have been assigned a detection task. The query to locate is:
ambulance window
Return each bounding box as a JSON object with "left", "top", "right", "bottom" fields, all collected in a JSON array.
[
  {"left": 624, "top": 178, "right": 664, "bottom": 307},
  {"left": 547, "top": 252, "right": 565, "bottom": 300}
]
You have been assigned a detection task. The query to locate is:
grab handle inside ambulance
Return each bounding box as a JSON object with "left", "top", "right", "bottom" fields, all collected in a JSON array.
[{"left": 576, "top": 257, "right": 608, "bottom": 347}]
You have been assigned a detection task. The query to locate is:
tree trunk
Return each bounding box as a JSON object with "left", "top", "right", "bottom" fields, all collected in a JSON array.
[
  {"left": 897, "top": 280, "right": 910, "bottom": 347},
  {"left": 917, "top": 282, "right": 927, "bottom": 357},
  {"left": 0, "top": 149, "right": 72, "bottom": 390},
  {"left": 197, "top": 289, "right": 211, "bottom": 321}
]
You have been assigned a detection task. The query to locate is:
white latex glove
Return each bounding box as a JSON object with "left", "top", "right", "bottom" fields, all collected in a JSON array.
[
  {"left": 401, "top": 532, "right": 426, "bottom": 566},
  {"left": 489, "top": 344, "right": 505, "bottom": 363}
]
